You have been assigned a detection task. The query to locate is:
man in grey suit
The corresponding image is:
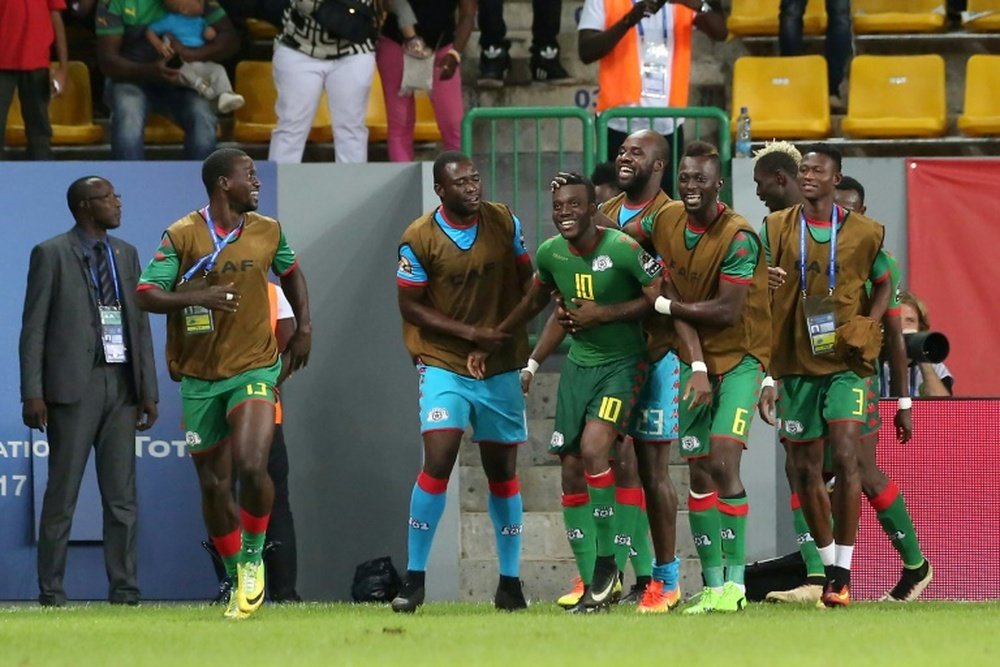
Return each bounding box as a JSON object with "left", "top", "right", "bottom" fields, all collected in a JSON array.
[{"left": 20, "top": 175, "right": 159, "bottom": 607}]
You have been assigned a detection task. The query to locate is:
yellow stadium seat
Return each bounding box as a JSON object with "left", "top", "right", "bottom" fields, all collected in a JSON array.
[
  {"left": 144, "top": 113, "right": 186, "bottom": 144},
  {"left": 841, "top": 55, "right": 946, "bottom": 138},
  {"left": 731, "top": 56, "right": 830, "bottom": 139},
  {"left": 852, "top": 0, "right": 946, "bottom": 33},
  {"left": 727, "top": 0, "right": 827, "bottom": 37},
  {"left": 366, "top": 72, "right": 442, "bottom": 143},
  {"left": 246, "top": 18, "right": 280, "bottom": 40},
  {"left": 232, "top": 60, "right": 332, "bottom": 144},
  {"left": 964, "top": 0, "right": 1000, "bottom": 31},
  {"left": 4, "top": 61, "right": 103, "bottom": 146},
  {"left": 958, "top": 55, "right": 1000, "bottom": 136}
]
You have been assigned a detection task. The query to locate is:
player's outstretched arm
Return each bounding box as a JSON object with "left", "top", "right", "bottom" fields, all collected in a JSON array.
[
  {"left": 867, "top": 276, "right": 892, "bottom": 323},
  {"left": 883, "top": 312, "right": 912, "bottom": 442},
  {"left": 398, "top": 285, "right": 510, "bottom": 352},
  {"left": 564, "top": 296, "right": 651, "bottom": 333},
  {"left": 135, "top": 282, "right": 240, "bottom": 314},
  {"left": 468, "top": 281, "right": 552, "bottom": 379},
  {"left": 675, "top": 318, "right": 712, "bottom": 408},
  {"left": 521, "top": 309, "right": 567, "bottom": 393},
  {"left": 653, "top": 277, "right": 750, "bottom": 328}
]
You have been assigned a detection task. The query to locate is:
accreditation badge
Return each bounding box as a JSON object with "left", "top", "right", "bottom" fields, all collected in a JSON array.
[
  {"left": 177, "top": 276, "right": 214, "bottom": 335},
  {"left": 802, "top": 294, "right": 837, "bottom": 356},
  {"left": 98, "top": 305, "right": 128, "bottom": 363}
]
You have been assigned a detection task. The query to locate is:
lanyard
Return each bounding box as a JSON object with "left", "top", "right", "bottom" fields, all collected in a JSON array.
[
  {"left": 181, "top": 207, "right": 244, "bottom": 283},
  {"left": 799, "top": 205, "right": 840, "bottom": 296},
  {"left": 86, "top": 240, "right": 122, "bottom": 306},
  {"left": 634, "top": 1, "right": 669, "bottom": 41}
]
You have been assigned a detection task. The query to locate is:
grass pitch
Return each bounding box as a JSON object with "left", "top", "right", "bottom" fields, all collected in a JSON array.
[{"left": 2, "top": 600, "right": 999, "bottom": 666}]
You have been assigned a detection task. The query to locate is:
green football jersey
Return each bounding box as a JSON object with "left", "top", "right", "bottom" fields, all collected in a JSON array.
[
  {"left": 864, "top": 248, "right": 901, "bottom": 313},
  {"left": 535, "top": 227, "right": 661, "bottom": 366}
]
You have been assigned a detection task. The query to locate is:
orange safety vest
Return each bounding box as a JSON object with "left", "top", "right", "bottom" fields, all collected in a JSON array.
[
  {"left": 596, "top": 0, "right": 693, "bottom": 113},
  {"left": 268, "top": 282, "right": 283, "bottom": 425}
]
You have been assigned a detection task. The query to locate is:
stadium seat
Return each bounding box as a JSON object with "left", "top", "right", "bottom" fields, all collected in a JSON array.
[
  {"left": 852, "top": 0, "right": 946, "bottom": 33},
  {"left": 366, "top": 72, "right": 442, "bottom": 143},
  {"left": 246, "top": 18, "right": 280, "bottom": 40},
  {"left": 964, "top": 0, "right": 1000, "bottom": 31},
  {"left": 4, "top": 61, "right": 103, "bottom": 146},
  {"left": 232, "top": 60, "right": 332, "bottom": 144},
  {"left": 727, "top": 0, "right": 828, "bottom": 36},
  {"left": 730, "top": 56, "right": 830, "bottom": 139},
  {"left": 958, "top": 55, "right": 1000, "bottom": 136},
  {"left": 841, "top": 55, "right": 947, "bottom": 138},
  {"left": 144, "top": 113, "right": 186, "bottom": 144}
]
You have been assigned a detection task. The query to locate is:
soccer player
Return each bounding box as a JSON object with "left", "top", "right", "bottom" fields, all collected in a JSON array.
[
  {"left": 834, "top": 177, "right": 931, "bottom": 601},
  {"left": 472, "top": 172, "right": 668, "bottom": 611},
  {"left": 621, "top": 140, "right": 771, "bottom": 614},
  {"left": 136, "top": 148, "right": 311, "bottom": 619},
  {"left": 393, "top": 151, "right": 530, "bottom": 613},
  {"left": 759, "top": 144, "right": 891, "bottom": 607}
]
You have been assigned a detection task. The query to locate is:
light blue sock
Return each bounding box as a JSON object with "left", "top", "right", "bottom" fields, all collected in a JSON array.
[
  {"left": 488, "top": 478, "right": 523, "bottom": 578},
  {"left": 652, "top": 557, "right": 680, "bottom": 590},
  {"left": 406, "top": 472, "right": 448, "bottom": 572}
]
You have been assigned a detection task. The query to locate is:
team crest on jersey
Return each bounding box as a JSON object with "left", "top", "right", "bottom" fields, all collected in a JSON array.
[
  {"left": 398, "top": 255, "right": 414, "bottom": 275},
  {"left": 427, "top": 407, "right": 449, "bottom": 423},
  {"left": 185, "top": 431, "right": 202, "bottom": 446},
  {"left": 550, "top": 431, "right": 565, "bottom": 447},
  {"left": 592, "top": 255, "right": 613, "bottom": 272},
  {"left": 785, "top": 420, "right": 804, "bottom": 435},
  {"left": 639, "top": 251, "right": 660, "bottom": 277},
  {"left": 681, "top": 435, "right": 700, "bottom": 452}
]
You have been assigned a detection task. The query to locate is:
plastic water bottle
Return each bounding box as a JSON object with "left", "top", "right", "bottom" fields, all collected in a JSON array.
[{"left": 735, "top": 107, "right": 752, "bottom": 158}]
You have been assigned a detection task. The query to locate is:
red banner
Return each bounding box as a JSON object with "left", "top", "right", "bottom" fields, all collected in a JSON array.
[
  {"left": 853, "top": 400, "right": 1000, "bottom": 601},
  {"left": 907, "top": 159, "right": 1000, "bottom": 397}
]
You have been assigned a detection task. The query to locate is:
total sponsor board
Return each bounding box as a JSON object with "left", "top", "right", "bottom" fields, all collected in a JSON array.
[{"left": 0, "top": 435, "right": 190, "bottom": 460}]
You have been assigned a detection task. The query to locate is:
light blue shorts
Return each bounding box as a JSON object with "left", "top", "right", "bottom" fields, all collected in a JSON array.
[
  {"left": 629, "top": 351, "right": 680, "bottom": 442},
  {"left": 417, "top": 365, "right": 527, "bottom": 444}
]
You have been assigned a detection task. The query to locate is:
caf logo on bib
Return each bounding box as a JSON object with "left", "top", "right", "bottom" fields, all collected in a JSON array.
[{"left": 592, "top": 255, "right": 613, "bottom": 272}]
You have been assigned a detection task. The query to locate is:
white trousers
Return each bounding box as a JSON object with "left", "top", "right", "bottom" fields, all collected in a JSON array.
[{"left": 268, "top": 43, "right": 376, "bottom": 164}]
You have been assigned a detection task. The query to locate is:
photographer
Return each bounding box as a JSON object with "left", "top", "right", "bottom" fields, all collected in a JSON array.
[{"left": 888, "top": 291, "right": 953, "bottom": 397}]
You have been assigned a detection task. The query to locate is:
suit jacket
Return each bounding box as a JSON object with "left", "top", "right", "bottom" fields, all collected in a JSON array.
[{"left": 19, "top": 229, "right": 158, "bottom": 406}]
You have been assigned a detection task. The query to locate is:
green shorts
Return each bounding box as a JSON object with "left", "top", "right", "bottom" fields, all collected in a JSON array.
[
  {"left": 180, "top": 359, "right": 281, "bottom": 453},
  {"left": 777, "top": 370, "right": 866, "bottom": 442},
  {"left": 549, "top": 356, "right": 647, "bottom": 456},
  {"left": 678, "top": 355, "right": 764, "bottom": 459}
]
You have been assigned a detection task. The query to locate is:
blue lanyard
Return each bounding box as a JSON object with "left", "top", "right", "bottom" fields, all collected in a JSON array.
[
  {"left": 87, "top": 240, "right": 122, "bottom": 306},
  {"left": 181, "top": 207, "right": 244, "bottom": 283},
  {"left": 799, "top": 205, "right": 839, "bottom": 296},
  {"left": 634, "top": 1, "right": 669, "bottom": 41}
]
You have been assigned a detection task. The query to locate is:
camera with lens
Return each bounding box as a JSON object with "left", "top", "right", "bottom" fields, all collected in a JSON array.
[{"left": 903, "top": 331, "right": 949, "bottom": 364}]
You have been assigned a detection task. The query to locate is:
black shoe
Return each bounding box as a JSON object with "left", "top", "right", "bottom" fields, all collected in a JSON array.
[
  {"left": 530, "top": 45, "right": 571, "bottom": 83},
  {"left": 391, "top": 573, "right": 426, "bottom": 613},
  {"left": 478, "top": 44, "right": 510, "bottom": 88},
  {"left": 210, "top": 577, "right": 235, "bottom": 606},
  {"left": 494, "top": 575, "right": 528, "bottom": 611},
  {"left": 38, "top": 594, "right": 65, "bottom": 608},
  {"left": 618, "top": 581, "right": 647, "bottom": 605},
  {"left": 566, "top": 587, "right": 609, "bottom": 614},
  {"left": 581, "top": 555, "right": 618, "bottom": 608},
  {"left": 271, "top": 590, "right": 303, "bottom": 604},
  {"left": 882, "top": 560, "right": 933, "bottom": 602}
]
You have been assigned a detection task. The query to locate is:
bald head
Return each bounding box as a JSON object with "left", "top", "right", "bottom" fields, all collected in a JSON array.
[{"left": 629, "top": 129, "right": 669, "bottom": 163}]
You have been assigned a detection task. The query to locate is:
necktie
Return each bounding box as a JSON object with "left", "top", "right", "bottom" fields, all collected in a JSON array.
[{"left": 94, "top": 243, "right": 117, "bottom": 305}]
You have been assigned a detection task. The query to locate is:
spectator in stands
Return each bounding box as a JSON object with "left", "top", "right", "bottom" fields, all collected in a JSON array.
[
  {"left": 0, "top": 0, "right": 68, "bottom": 160},
  {"left": 895, "top": 291, "right": 954, "bottom": 397},
  {"left": 376, "top": 0, "right": 474, "bottom": 161},
  {"left": 96, "top": 0, "right": 239, "bottom": 160},
  {"left": 578, "top": 0, "right": 727, "bottom": 189},
  {"left": 590, "top": 161, "right": 621, "bottom": 205},
  {"left": 478, "top": 0, "right": 570, "bottom": 87},
  {"left": 145, "top": 0, "right": 246, "bottom": 113},
  {"left": 268, "top": 0, "right": 378, "bottom": 164},
  {"left": 779, "top": 0, "right": 852, "bottom": 109}
]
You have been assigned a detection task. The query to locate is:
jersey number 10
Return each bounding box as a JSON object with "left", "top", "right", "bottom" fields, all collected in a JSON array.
[{"left": 575, "top": 273, "right": 595, "bottom": 300}]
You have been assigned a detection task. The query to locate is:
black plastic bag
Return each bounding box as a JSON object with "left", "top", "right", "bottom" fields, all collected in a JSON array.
[
  {"left": 313, "top": 0, "right": 378, "bottom": 44},
  {"left": 744, "top": 551, "right": 807, "bottom": 602},
  {"left": 351, "top": 556, "right": 402, "bottom": 602}
]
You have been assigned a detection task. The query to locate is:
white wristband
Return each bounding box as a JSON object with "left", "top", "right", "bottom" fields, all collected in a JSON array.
[
  {"left": 761, "top": 375, "right": 775, "bottom": 389},
  {"left": 898, "top": 397, "right": 912, "bottom": 410},
  {"left": 654, "top": 296, "right": 672, "bottom": 315},
  {"left": 691, "top": 361, "right": 708, "bottom": 374},
  {"left": 524, "top": 358, "right": 540, "bottom": 376}
]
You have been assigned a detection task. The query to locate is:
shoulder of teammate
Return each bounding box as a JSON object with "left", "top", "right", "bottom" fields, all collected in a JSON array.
[
  {"left": 606, "top": 228, "right": 661, "bottom": 284},
  {"left": 137, "top": 229, "right": 182, "bottom": 292},
  {"left": 533, "top": 235, "right": 562, "bottom": 285}
]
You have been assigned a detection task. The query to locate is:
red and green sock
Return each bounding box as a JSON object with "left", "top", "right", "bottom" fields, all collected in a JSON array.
[
  {"left": 688, "top": 491, "right": 724, "bottom": 589},
  {"left": 240, "top": 508, "right": 270, "bottom": 565},
  {"left": 718, "top": 492, "right": 749, "bottom": 587},
  {"left": 586, "top": 468, "right": 617, "bottom": 557},
  {"left": 868, "top": 481, "right": 925, "bottom": 568},
  {"left": 791, "top": 492, "right": 827, "bottom": 580},
  {"left": 211, "top": 527, "right": 241, "bottom": 579},
  {"left": 562, "top": 492, "right": 596, "bottom": 585},
  {"left": 629, "top": 493, "right": 654, "bottom": 581},
  {"left": 613, "top": 486, "right": 643, "bottom": 572}
]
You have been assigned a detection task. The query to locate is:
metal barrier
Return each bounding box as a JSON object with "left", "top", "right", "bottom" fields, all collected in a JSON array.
[{"left": 595, "top": 106, "right": 733, "bottom": 203}]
